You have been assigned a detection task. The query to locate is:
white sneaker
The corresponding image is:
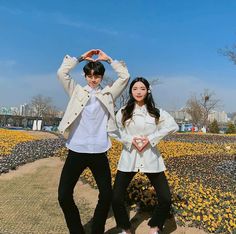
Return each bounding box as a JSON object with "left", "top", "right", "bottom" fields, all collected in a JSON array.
[
  {"left": 149, "top": 231, "right": 159, "bottom": 234},
  {"left": 119, "top": 231, "right": 130, "bottom": 234}
]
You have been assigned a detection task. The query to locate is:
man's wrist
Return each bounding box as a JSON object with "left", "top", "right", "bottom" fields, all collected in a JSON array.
[
  {"left": 77, "top": 56, "right": 84, "bottom": 63},
  {"left": 106, "top": 58, "right": 113, "bottom": 64}
]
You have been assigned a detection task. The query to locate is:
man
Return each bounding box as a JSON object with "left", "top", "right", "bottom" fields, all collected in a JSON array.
[{"left": 57, "top": 49, "right": 130, "bottom": 234}]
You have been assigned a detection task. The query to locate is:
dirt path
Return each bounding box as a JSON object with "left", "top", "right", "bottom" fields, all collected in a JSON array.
[{"left": 0, "top": 157, "right": 208, "bottom": 234}]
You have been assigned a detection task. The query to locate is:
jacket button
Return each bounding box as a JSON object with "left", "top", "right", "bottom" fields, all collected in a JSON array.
[
  {"left": 67, "top": 122, "right": 70, "bottom": 124},
  {"left": 75, "top": 113, "right": 77, "bottom": 115},
  {"left": 81, "top": 104, "right": 84, "bottom": 107}
]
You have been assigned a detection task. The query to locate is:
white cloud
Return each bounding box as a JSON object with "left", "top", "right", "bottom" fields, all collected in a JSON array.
[
  {"left": 151, "top": 75, "right": 235, "bottom": 113},
  {"left": 1, "top": 72, "right": 235, "bottom": 113},
  {"left": 0, "top": 71, "right": 86, "bottom": 109}
]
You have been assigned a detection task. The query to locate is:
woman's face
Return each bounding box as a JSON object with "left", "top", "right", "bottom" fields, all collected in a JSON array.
[{"left": 131, "top": 81, "right": 148, "bottom": 104}]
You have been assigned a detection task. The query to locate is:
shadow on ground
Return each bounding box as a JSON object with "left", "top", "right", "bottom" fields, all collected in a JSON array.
[{"left": 83, "top": 208, "right": 178, "bottom": 234}]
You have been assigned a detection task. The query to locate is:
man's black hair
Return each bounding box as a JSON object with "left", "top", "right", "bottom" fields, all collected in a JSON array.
[{"left": 83, "top": 61, "right": 105, "bottom": 77}]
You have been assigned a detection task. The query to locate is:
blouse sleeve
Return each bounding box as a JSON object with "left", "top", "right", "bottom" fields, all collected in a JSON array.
[
  {"left": 147, "top": 109, "right": 179, "bottom": 147},
  {"left": 109, "top": 108, "right": 133, "bottom": 151}
]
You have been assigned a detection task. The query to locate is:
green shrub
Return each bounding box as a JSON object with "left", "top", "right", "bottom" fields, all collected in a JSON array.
[
  {"left": 226, "top": 122, "right": 236, "bottom": 134},
  {"left": 209, "top": 119, "right": 219, "bottom": 134}
]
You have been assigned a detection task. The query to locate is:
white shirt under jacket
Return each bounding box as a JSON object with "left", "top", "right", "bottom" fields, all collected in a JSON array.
[
  {"left": 66, "top": 85, "right": 110, "bottom": 153},
  {"left": 111, "top": 105, "right": 179, "bottom": 173}
]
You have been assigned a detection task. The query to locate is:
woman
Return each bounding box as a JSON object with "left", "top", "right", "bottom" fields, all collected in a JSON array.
[
  {"left": 57, "top": 49, "right": 130, "bottom": 234},
  {"left": 111, "top": 77, "right": 179, "bottom": 234}
]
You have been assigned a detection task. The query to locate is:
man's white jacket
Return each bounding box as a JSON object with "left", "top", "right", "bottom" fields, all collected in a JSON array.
[{"left": 57, "top": 55, "right": 130, "bottom": 135}]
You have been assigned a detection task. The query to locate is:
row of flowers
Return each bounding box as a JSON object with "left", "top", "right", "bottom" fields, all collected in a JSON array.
[
  {"left": 166, "top": 132, "right": 236, "bottom": 143},
  {"left": 159, "top": 141, "right": 236, "bottom": 158},
  {"left": 0, "top": 129, "right": 38, "bottom": 156}
]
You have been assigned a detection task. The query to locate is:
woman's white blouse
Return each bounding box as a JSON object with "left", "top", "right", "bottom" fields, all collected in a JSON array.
[{"left": 112, "top": 105, "right": 179, "bottom": 173}]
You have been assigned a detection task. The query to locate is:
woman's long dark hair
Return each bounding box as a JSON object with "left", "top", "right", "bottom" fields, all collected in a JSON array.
[{"left": 121, "top": 77, "right": 160, "bottom": 126}]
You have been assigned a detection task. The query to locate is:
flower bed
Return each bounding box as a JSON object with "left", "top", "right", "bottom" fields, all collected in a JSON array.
[
  {"left": 2, "top": 129, "right": 235, "bottom": 233},
  {"left": 79, "top": 134, "right": 236, "bottom": 233},
  {"left": 0, "top": 129, "right": 38, "bottom": 156},
  {"left": 0, "top": 129, "right": 65, "bottom": 174}
]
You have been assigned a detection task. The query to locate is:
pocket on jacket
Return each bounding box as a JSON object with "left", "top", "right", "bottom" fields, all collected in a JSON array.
[{"left": 76, "top": 95, "right": 86, "bottom": 102}]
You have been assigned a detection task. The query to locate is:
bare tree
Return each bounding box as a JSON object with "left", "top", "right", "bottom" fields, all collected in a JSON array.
[
  {"left": 30, "top": 95, "right": 52, "bottom": 117},
  {"left": 186, "top": 89, "right": 220, "bottom": 127},
  {"left": 102, "top": 76, "right": 160, "bottom": 111},
  {"left": 186, "top": 95, "right": 203, "bottom": 127},
  {"left": 47, "top": 105, "right": 60, "bottom": 118},
  {"left": 199, "top": 89, "right": 220, "bottom": 127},
  {"left": 219, "top": 43, "right": 236, "bottom": 65}
]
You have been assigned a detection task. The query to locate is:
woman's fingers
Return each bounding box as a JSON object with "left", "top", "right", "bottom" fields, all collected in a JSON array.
[{"left": 132, "top": 137, "right": 149, "bottom": 152}]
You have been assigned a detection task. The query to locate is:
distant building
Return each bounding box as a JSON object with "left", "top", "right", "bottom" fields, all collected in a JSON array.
[
  {"left": 19, "top": 103, "right": 30, "bottom": 116},
  {"left": 0, "top": 106, "right": 19, "bottom": 115},
  {"left": 169, "top": 108, "right": 192, "bottom": 122},
  {"left": 10, "top": 107, "right": 19, "bottom": 115},
  {"left": 231, "top": 113, "right": 236, "bottom": 124},
  {"left": 56, "top": 111, "right": 64, "bottom": 118},
  {"left": 208, "top": 111, "right": 229, "bottom": 123},
  {"left": 0, "top": 107, "right": 10, "bottom": 115}
]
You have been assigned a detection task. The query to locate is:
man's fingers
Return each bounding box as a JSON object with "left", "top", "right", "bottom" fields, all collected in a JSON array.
[
  {"left": 82, "top": 49, "right": 98, "bottom": 58},
  {"left": 84, "top": 57, "right": 95, "bottom": 62}
]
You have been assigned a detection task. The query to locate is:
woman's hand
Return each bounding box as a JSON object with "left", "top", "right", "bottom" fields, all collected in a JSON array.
[{"left": 132, "top": 136, "right": 149, "bottom": 152}]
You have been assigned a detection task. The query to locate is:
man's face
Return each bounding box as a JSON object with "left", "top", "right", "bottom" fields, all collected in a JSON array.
[{"left": 85, "top": 70, "right": 103, "bottom": 89}]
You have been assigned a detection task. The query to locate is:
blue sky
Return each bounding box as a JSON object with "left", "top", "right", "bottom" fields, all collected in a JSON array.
[{"left": 0, "top": 0, "right": 235, "bottom": 112}]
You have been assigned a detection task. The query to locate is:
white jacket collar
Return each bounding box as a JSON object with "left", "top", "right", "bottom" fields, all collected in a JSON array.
[{"left": 83, "top": 84, "right": 102, "bottom": 93}]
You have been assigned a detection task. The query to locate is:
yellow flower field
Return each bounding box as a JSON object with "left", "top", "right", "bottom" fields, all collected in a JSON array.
[
  {"left": 1, "top": 129, "right": 235, "bottom": 233},
  {"left": 79, "top": 134, "right": 236, "bottom": 234},
  {"left": 0, "top": 129, "right": 38, "bottom": 156},
  {"left": 159, "top": 141, "right": 236, "bottom": 158}
]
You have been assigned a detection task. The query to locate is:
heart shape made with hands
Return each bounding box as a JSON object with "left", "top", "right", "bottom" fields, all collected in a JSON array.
[
  {"left": 133, "top": 137, "right": 149, "bottom": 152},
  {"left": 82, "top": 49, "right": 107, "bottom": 62}
]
